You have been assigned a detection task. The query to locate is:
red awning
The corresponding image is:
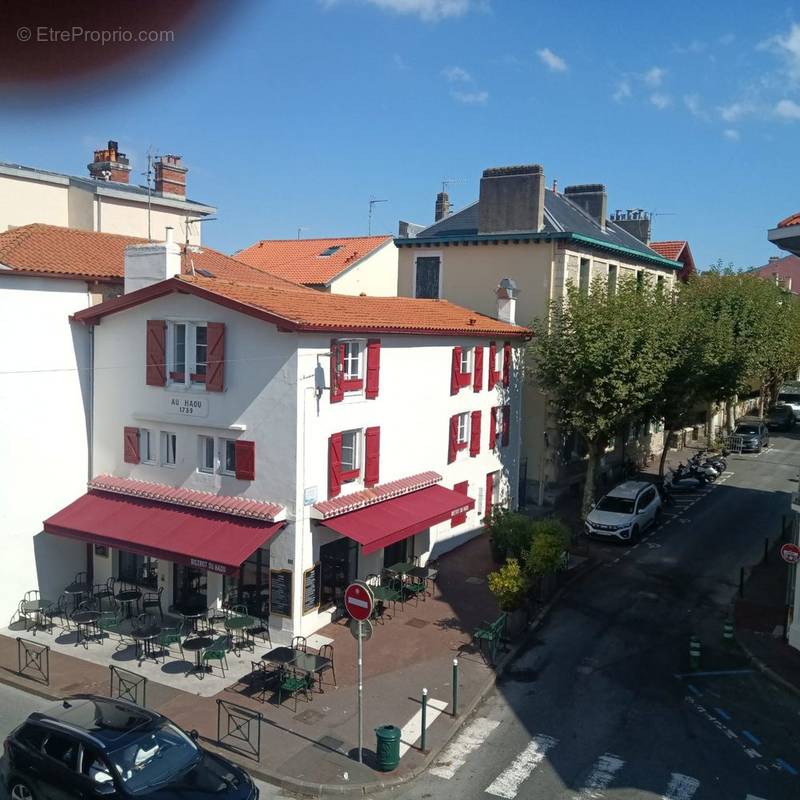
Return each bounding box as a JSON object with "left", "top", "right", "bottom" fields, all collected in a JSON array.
[
  {"left": 43, "top": 491, "right": 284, "bottom": 575},
  {"left": 320, "top": 484, "right": 474, "bottom": 555}
]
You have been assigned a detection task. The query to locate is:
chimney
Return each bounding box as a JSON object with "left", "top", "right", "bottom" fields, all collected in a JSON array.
[
  {"left": 154, "top": 154, "right": 187, "bottom": 198},
  {"left": 478, "top": 164, "right": 545, "bottom": 235},
  {"left": 88, "top": 139, "right": 131, "bottom": 184},
  {"left": 610, "top": 208, "right": 651, "bottom": 244},
  {"left": 495, "top": 277, "right": 519, "bottom": 325},
  {"left": 563, "top": 184, "right": 608, "bottom": 232},
  {"left": 124, "top": 226, "right": 181, "bottom": 294},
  {"left": 769, "top": 255, "right": 780, "bottom": 263},
  {"left": 434, "top": 191, "right": 451, "bottom": 222}
]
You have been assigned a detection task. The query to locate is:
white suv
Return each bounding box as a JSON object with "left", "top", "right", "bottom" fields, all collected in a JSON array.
[{"left": 585, "top": 481, "right": 662, "bottom": 542}]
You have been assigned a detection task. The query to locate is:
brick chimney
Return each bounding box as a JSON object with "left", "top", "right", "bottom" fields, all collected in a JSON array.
[
  {"left": 564, "top": 184, "right": 608, "bottom": 232},
  {"left": 154, "top": 154, "right": 187, "bottom": 198},
  {"left": 88, "top": 140, "right": 131, "bottom": 183},
  {"left": 434, "top": 191, "right": 451, "bottom": 222},
  {"left": 478, "top": 164, "right": 545, "bottom": 235}
]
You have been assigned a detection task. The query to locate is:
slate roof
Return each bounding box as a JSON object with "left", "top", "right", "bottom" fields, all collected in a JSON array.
[{"left": 235, "top": 235, "right": 393, "bottom": 286}]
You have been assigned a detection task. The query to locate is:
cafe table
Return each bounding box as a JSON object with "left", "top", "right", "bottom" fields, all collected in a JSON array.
[
  {"left": 225, "top": 615, "right": 256, "bottom": 654},
  {"left": 115, "top": 589, "right": 142, "bottom": 619},
  {"left": 182, "top": 635, "right": 214, "bottom": 675},
  {"left": 21, "top": 598, "right": 53, "bottom": 634},
  {"left": 408, "top": 565, "right": 439, "bottom": 597},
  {"left": 261, "top": 646, "right": 301, "bottom": 668},
  {"left": 292, "top": 651, "right": 333, "bottom": 693},
  {"left": 71, "top": 609, "right": 101, "bottom": 648},
  {"left": 63, "top": 582, "right": 90, "bottom": 610},
  {"left": 174, "top": 600, "right": 207, "bottom": 633},
  {"left": 131, "top": 621, "right": 162, "bottom": 662},
  {"left": 386, "top": 561, "right": 416, "bottom": 576}
]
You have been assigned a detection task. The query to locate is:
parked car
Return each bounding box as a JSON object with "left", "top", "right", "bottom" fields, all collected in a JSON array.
[
  {"left": 776, "top": 383, "right": 800, "bottom": 420},
  {"left": 585, "top": 480, "right": 662, "bottom": 543},
  {"left": 1, "top": 695, "right": 258, "bottom": 800},
  {"left": 766, "top": 404, "right": 795, "bottom": 431},
  {"left": 732, "top": 418, "right": 770, "bottom": 452}
]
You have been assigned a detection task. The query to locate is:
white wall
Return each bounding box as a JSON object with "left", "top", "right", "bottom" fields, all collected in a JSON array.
[
  {"left": 330, "top": 241, "right": 399, "bottom": 296},
  {"left": 98, "top": 197, "right": 201, "bottom": 246},
  {"left": 0, "top": 173, "right": 69, "bottom": 232},
  {"left": 0, "top": 275, "right": 92, "bottom": 621}
]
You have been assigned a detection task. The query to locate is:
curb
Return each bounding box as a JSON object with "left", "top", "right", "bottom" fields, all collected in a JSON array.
[{"left": 734, "top": 632, "right": 800, "bottom": 700}]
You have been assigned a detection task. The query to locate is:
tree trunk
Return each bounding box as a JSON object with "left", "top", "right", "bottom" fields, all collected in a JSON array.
[
  {"left": 581, "top": 441, "right": 600, "bottom": 518},
  {"left": 659, "top": 429, "right": 673, "bottom": 478}
]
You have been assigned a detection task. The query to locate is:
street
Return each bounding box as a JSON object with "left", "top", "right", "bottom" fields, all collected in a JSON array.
[{"left": 378, "top": 431, "right": 800, "bottom": 800}]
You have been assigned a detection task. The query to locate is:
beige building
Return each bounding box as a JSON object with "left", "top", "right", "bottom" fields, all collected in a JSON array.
[
  {"left": 0, "top": 140, "right": 214, "bottom": 246},
  {"left": 396, "top": 165, "right": 682, "bottom": 502}
]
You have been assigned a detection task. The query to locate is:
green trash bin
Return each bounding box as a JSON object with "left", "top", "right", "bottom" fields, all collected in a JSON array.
[{"left": 375, "top": 724, "right": 401, "bottom": 772}]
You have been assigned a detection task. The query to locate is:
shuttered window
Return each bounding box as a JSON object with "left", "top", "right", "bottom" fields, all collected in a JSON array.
[
  {"left": 330, "top": 339, "right": 345, "bottom": 403},
  {"left": 146, "top": 320, "right": 167, "bottom": 386},
  {"left": 365, "top": 339, "right": 380, "bottom": 399},
  {"left": 488, "top": 341, "right": 499, "bottom": 390},
  {"left": 328, "top": 433, "right": 343, "bottom": 497},
  {"left": 502, "top": 405, "right": 511, "bottom": 447},
  {"left": 364, "top": 426, "right": 380, "bottom": 487},
  {"left": 503, "top": 341, "right": 511, "bottom": 387},
  {"left": 470, "top": 410, "right": 481, "bottom": 457},
  {"left": 473, "top": 346, "right": 484, "bottom": 392},
  {"left": 451, "top": 481, "right": 469, "bottom": 527},
  {"left": 123, "top": 427, "right": 140, "bottom": 464},
  {"left": 234, "top": 440, "right": 256, "bottom": 480}
]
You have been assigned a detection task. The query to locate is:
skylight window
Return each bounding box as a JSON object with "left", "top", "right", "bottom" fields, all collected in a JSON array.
[
  {"left": 196, "top": 268, "right": 215, "bottom": 278},
  {"left": 318, "top": 245, "right": 343, "bottom": 257}
]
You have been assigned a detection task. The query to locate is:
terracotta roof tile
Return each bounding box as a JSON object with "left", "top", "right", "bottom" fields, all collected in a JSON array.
[
  {"left": 648, "top": 241, "right": 686, "bottom": 261},
  {"left": 778, "top": 212, "right": 800, "bottom": 229},
  {"left": 0, "top": 223, "right": 305, "bottom": 291},
  {"left": 235, "top": 235, "right": 393, "bottom": 285},
  {"left": 88, "top": 474, "right": 284, "bottom": 521}
]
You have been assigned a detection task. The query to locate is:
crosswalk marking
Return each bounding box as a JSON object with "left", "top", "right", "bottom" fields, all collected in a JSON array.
[
  {"left": 745, "top": 795, "right": 767, "bottom": 799},
  {"left": 572, "top": 753, "right": 625, "bottom": 798},
  {"left": 484, "top": 734, "right": 558, "bottom": 798},
  {"left": 430, "top": 717, "right": 501, "bottom": 780},
  {"left": 661, "top": 772, "right": 700, "bottom": 800}
]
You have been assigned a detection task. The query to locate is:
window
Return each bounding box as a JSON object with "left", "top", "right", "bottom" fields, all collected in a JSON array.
[
  {"left": 456, "top": 413, "right": 469, "bottom": 447},
  {"left": 168, "top": 321, "right": 209, "bottom": 387},
  {"left": 579, "top": 258, "right": 591, "bottom": 294},
  {"left": 198, "top": 435, "right": 215, "bottom": 473},
  {"left": 341, "top": 429, "right": 361, "bottom": 480},
  {"left": 140, "top": 429, "right": 154, "bottom": 463},
  {"left": 80, "top": 746, "right": 114, "bottom": 786},
  {"left": 221, "top": 438, "right": 236, "bottom": 475},
  {"left": 119, "top": 552, "right": 159, "bottom": 590},
  {"left": 414, "top": 255, "right": 441, "bottom": 299},
  {"left": 17, "top": 724, "right": 47, "bottom": 751},
  {"left": 172, "top": 323, "right": 186, "bottom": 379},
  {"left": 161, "top": 432, "right": 176, "bottom": 466},
  {"left": 194, "top": 325, "right": 207, "bottom": 380},
  {"left": 460, "top": 347, "right": 471, "bottom": 375},
  {"left": 319, "top": 245, "right": 343, "bottom": 257},
  {"left": 657, "top": 274, "right": 665, "bottom": 290},
  {"left": 43, "top": 732, "right": 78, "bottom": 771}
]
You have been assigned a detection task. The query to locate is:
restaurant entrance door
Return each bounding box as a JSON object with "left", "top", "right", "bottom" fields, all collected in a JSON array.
[
  {"left": 173, "top": 564, "right": 207, "bottom": 609},
  {"left": 223, "top": 546, "right": 269, "bottom": 617},
  {"left": 319, "top": 538, "right": 357, "bottom": 611}
]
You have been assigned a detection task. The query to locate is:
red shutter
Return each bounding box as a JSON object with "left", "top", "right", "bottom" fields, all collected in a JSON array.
[
  {"left": 206, "top": 322, "right": 225, "bottom": 392},
  {"left": 330, "top": 339, "right": 344, "bottom": 403},
  {"left": 450, "top": 347, "right": 462, "bottom": 395},
  {"left": 470, "top": 410, "right": 481, "bottom": 457},
  {"left": 484, "top": 472, "right": 494, "bottom": 522},
  {"left": 488, "top": 342, "right": 498, "bottom": 390},
  {"left": 366, "top": 339, "right": 381, "bottom": 399},
  {"left": 328, "top": 432, "right": 342, "bottom": 497},
  {"left": 473, "top": 346, "right": 484, "bottom": 392},
  {"left": 234, "top": 440, "right": 255, "bottom": 480},
  {"left": 451, "top": 480, "right": 469, "bottom": 527},
  {"left": 489, "top": 406, "right": 498, "bottom": 449},
  {"left": 502, "top": 405, "right": 511, "bottom": 446},
  {"left": 364, "top": 426, "right": 380, "bottom": 487},
  {"left": 503, "top": 341, "right": 511, "bottom": 387},
  {"left": 447, "top": 415, "right": 458, "bottom": 463},
  {"left": 146, "top": 320, "right": 166, "bottom": 386},
  {"left": 123, "top": 427, "right": 140, "bottom": 464}
]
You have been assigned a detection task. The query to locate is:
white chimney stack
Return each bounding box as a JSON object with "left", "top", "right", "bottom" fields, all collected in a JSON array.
[
  {"left": 496, "top": 277, "right": 519, "bottom": 325},
  {"left": 124, "top": 226, "right": 182, "bottom": 294}
]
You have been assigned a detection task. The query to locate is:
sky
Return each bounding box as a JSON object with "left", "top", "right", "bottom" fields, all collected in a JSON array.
[{"left": 2, "top": 0, "right": 800, "bottom": 269}]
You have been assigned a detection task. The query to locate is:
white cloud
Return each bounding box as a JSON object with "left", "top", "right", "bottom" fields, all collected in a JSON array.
[
  {"left": 537, "top": 47, "right": 567, "bottom": 72},
  {"left": 683, "top": 93, "right": 708, "bottom": 119},
  {"left": 723, "top": 128, "right": 740, "bottom": 140},
  {"left": 441, "top": 65, "right": 472, "bottom": 82},
  {"left": 324, "top": 0, "right": 480, "bottom": 21},
  {"left": 759, "top": 23, "right": 800, "bottom": 83},
  {"left": 451, "top": 89, "right": 488, "bottom": 105},
  {"left": 776, "top": 99, "right": 800, "bottom": 120},
  {"left": 650, "top": 92, "right": 672, "bottom": 110},
  {"left": 612, "top": 79, "right": 632, "bottom": 102},
  {"left": 719, "top": 101, "right": 754, "bottom": 122},
  {"left": 643, "top": 66, "right": 666, "bottom": 87}
]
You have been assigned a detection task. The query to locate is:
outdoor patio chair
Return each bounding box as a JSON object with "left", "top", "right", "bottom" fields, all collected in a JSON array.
[
  {"left": 157, "top": 626, "right": 184, "bottom": 663},
  {"left": 43, "top": 593, "right": 72, "bottom": 634},
  {"left": 96, "top": 604, "right": 130, "bottom": 652},
  {"left": 204, "top": 607, "right": 227, "bottom": 634},
  {"left": 244, "top": 616, "right": 271, "bottom": 646},
  {"left": 201, "top": 636, "right": 230, "bottom": 678},
  {"left": 317, "top": 644, "right": 336, "bottom": 690},
  {"left": 277, "top": 667, "right": 312, "bottom": 711},
  {"left": 92, "top": 583, "right": 115, "bottom": 611},
  {"left": 402, "top": 574, "right": 427, "bottom": 606},
  {"left": 12, "top": 598, "right": 32, "bottom": 631},
  {"left": 141, "top": 586, "right": 164, "bottom": 620},
  {"left": 249, "top": 660, "right": 281, "bottom": 702},
  {"left": 291, "top": 635, "right": 307, "bottom": 653}
]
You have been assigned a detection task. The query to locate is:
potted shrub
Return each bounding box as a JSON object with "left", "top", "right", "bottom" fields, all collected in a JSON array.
[
  {"left": 487, "top": 558, "right": 528, "bottom": 637},
  {"left": 525, "top": 518, "right": 570, "bottom": 602},
  {"left": 486, "top": 508, "right": 536, "bottom": 563}
]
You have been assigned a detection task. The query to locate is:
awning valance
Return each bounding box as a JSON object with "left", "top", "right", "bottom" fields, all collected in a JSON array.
[
  {"left": 43, "top": 491, "right": 283, "bottom": 575},
  {"left": 320, "top": 484, "right": 474, "bottom": 555}
]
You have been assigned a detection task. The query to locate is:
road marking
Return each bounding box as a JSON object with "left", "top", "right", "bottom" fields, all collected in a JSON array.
[
  {"left": 742, "top": 730, "right": 761, "bottom": 746},
  {"left": 484, "top": 734, "right": 558, "bottom": 798},
  {"left": 430, "top": 717, "right": 500, "bottom": 779},
  {"left": 713, "top": 707, "right": 731, "bottom": 720},
  {"left": 398, "top": 697, "right": 448, "bottom": 757},
  {"left": 744, "top": 795, "right": 767, "bottom": 799},
  {"left": 685, "top": 696, "right": 762, "bottom": 760},
  {"left": 676, "top": 669, "right": 754, "bottom": 678},
  {"left": 661, "top": 772, "right": 700, "bottom": 799},
  {"left": 571, "top": 753, "right": 624, "bottom": 798},
  {"left": 686, "top": 683, "right": 702, "bottom": 696},
  {"left": 775, "top": 757, "right": 798, "bottom": 776}
]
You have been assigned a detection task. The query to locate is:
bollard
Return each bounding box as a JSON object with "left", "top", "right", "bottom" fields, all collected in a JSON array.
[
  {"left": 452, "top": 658, "right": 459, "bottom": 717},
  {"left": 420, "top": 688, "right": 428, "bottom": 752},
  {"left": 723, "top": 619, "right": 734, "bottom": 648},
  {"left": 689, "top": 635, "right": 701, "bottom": 671}
]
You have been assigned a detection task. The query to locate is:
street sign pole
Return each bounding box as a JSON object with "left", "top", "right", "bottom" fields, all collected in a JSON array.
[
  {"left": 357, "top": 621, "right": 363, "bottom": 763},
  {"left": 344, "top": 582, "right": 373, "bottom": 766}
]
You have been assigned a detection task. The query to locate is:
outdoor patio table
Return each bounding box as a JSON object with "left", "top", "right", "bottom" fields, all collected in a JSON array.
[
  {"left": 131, "top": 622, "right": 161, "bottom": 661},
  {"left": 71, "top": 609, "right": 100, "bottom": 648},
  {"left": 225, "top": 615, "right": 256, "bottom": 654},
  {"left": 174, "top": 602, "right": 207, "bottom": 633},
  {"left": 292, "top": 651, "right": 332, "bottom": 693},
  {"left": 408, "top": 565, "right": 438, "bottom": 596},
  {"left": 20, "top": 598, "right": 53, "bottom": 633},
  {"left": 261, "top": 646, "right": 300, "bottom": 667},
  {"left": 371, "top": 584, "right": 401, "bottom": 617},
  {"left": 386, "top": 561, "right": 415, "bottom": 576},
  {"left": 115, "top": 589, "right": 142, "bottom": 618},
  {"left": 64, "top": 582, "right": 90, "bottom": 610},
  {"left": 182, "top": 635, "right": 214, "bottom": 674}
]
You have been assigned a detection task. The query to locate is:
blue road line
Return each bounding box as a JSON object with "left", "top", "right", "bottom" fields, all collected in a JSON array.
[
  {"left": 742, "top": 730, "right": 761, "bottom": 746},
  {"left": 776, "top": 758, "right": 799, "bottom": 776},
  {"left": 714, "top": 707, "right": 731, "bottom": 720},
  {"left": 687, "top": 684, "right": 702, "bottom": 696},
  {"left": 674, "top": 669, "right": 755, "bottom": 678}
]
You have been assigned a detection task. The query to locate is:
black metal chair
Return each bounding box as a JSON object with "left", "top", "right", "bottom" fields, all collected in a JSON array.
[
  {"left": 317, "top": 644, "right": 336, "bottom": 691},
  {"left": 92, "top": 583, "right": 115, "bottom": 611},
  {"left": 141, "top": 586, "right": 165, "bottom": 620},
  {"left": 291, "top": 635, "right": 308, "bottom": 653},
  {"left": 43, "top": 592, "right": 72, "bottom": 634},
  {"left": 245, "top": 615, "right": 271, "bottom": 647}
]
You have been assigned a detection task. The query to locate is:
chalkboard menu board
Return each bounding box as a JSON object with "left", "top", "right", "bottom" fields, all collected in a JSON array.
[
  {"left": 303, "top": 564, "right": 321, "bottom": 614},
  {"left": 269, "top": 570, "right": 292, "bottom": 617}
]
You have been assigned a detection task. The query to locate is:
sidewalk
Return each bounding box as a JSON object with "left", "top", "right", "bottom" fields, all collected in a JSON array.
[{"left": 0, "top": 535, "right": 589, "bottom": 796}]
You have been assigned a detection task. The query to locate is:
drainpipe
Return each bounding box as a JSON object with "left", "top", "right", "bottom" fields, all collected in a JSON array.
[{"left": 88, "top": 324, "right": 94, "bottom": 482}]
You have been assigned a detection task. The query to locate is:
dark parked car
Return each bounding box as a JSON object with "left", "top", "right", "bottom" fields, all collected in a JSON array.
[
  {"left": 1, "top": 695, "right": 258, "bottom": 800},
  {"left": 766, "top": 404, "right": 796, "bottom": 431},
  {"left": 733, "top": 418, "right": 770, "bottom": 452}
]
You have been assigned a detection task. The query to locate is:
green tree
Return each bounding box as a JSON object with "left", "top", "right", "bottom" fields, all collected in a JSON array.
[{"left": 525, "top": 519, "right": 570, "bottom": 578}]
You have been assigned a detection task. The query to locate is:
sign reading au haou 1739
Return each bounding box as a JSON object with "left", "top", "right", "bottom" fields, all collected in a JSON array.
[{"left": 167, "top": 395, "right": 208, "bottom": 417}]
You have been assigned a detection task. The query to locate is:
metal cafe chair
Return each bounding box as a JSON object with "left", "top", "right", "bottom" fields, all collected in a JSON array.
[
  {"left": 141, "top": 586, "right": 165, "bottom": 620},
  {"left": 317, "top": 644, "right": 337, "bottom": 690},
  {"left": 277, "top": 667, "right": 312, "bottom": 712},
  {"left": 201, "top": 636, "right": 230, "bottom": 678},
  {"left": 92, "top": 582, "right": 116, "bottom": 612},
  {"left": 291, "top": 635, "right": 308, "bottom": 653},
  {"left": 43, "top": 592, "right": 72, "bottom": 634}
]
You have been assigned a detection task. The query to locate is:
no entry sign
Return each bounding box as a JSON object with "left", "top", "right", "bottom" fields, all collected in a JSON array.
[
  {"left": 344, "top": 581, "right": 374, "bottom": 621},
  {"left": 780, "top": 543, "right": 800, "bottom": 565}
]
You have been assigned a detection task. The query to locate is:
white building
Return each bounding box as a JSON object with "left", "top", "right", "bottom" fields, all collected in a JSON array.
[{"left": 44, "top": 240, "right": 526, "bottom": 638}]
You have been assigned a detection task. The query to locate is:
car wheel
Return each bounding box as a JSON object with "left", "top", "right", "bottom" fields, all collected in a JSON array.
[
  {"left": 631, "top": 525, "right": 640, "bottom": 542},
  {"left": 9, "top": 779, "right": 36, "bottom": 800}
]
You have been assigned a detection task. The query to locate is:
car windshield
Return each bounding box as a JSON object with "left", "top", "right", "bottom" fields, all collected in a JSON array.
[
  {"left": 596, "top": 496, "right": 635, "bottom": 514},
  {"left": 107, "top": 723, "right": 199, "bottom": 794},
  {"left": 735, "top": 425, "right": 758, "bottom": 435},
  {"left": 778, "top": 393, "right": 800, "bottom": 404}
]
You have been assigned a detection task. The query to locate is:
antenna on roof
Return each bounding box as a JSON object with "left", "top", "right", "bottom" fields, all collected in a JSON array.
[
  {"left": 441, "top": 177, "right": 465, "bottom": 193},
  {"left": 297, "top": 226, "right": 310, "bottom": 240},
  {"left": 142, "top": 146, "right": 159, "bottom": 242},
  {"left": 368, "top": 196, "right": 387, "bottom": 236},
  {"left": 182, "top": 216, "right": 216, "bottom": 276}
]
